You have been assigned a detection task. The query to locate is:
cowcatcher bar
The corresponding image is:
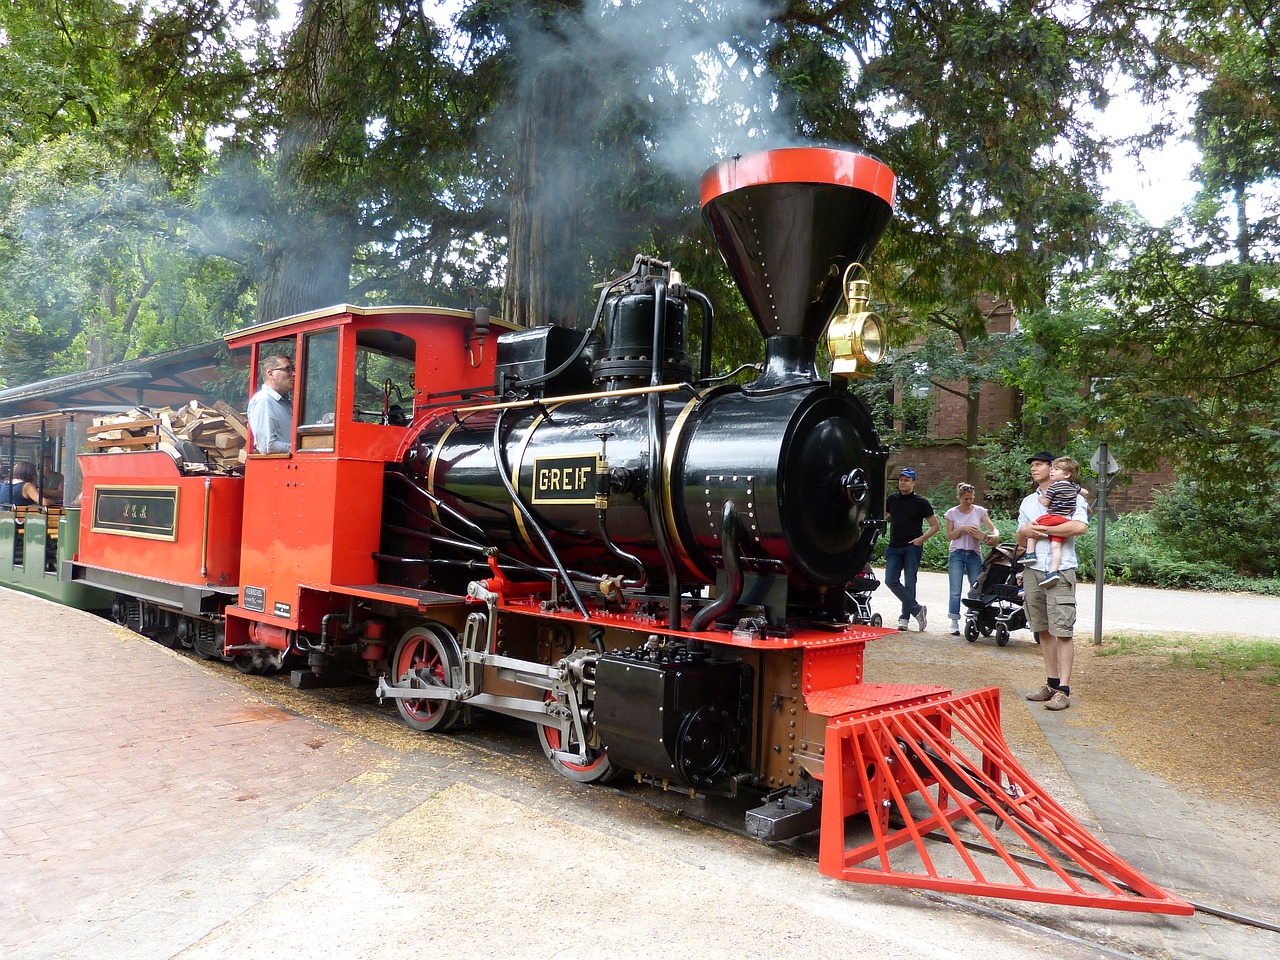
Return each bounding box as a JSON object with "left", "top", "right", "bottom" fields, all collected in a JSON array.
[{"left": 818, "top": 686, "right": 1194, "bottom": 915}]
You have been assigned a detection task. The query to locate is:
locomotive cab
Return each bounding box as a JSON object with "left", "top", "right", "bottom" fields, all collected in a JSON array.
[{"left": 223, "top": 305, "right": 507, "bottom": 663}]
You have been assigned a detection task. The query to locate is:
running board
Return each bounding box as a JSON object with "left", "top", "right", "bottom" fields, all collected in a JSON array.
[{"left": 818, "top": 687, "right": 1194, "bottom": 915}]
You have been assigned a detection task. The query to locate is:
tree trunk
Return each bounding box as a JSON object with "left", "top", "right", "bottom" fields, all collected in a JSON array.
[
  {"left": 255, "top": 0, "right": 370, "bottom": 324},
  {"left": 965, "top": 380, "right": 981, "bottom": 486},
  {"left": 502, "top": 43, "right": 595, "bottom": 329},
  {"left": 1235, "top": 176, "right": 1251, "bottom": 300}
]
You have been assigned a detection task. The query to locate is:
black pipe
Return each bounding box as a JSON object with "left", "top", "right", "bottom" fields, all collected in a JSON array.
[
  {"left": 595, "top": 509, "right": 648, "bottom": 589},
  {"left": 690, "top": 501, "right": 744, "bottom": 632},
  {"left": 687, "top": 288, "right": 714, "bottom": 382},
  {"left": 385, "top": 471, "right": 490, "bottom": 544},
  {"left": 592, "top": 431, "right": 647, "bottom": 590},
  {"left": 644, "top": 277, "right": 682, "bottom": 630},
  {"left": 37, "top": 419, "right": 46, "bottom": 503}
]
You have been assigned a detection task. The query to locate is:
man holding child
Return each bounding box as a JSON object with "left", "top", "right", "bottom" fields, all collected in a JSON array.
[{"left": 1017, "top": 451, "right": 1089, "bottom": 712}]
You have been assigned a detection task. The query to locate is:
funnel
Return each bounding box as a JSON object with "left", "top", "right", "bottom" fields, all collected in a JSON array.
[{"left": 701, "top": 148, "right": 896, "bottom": 343}]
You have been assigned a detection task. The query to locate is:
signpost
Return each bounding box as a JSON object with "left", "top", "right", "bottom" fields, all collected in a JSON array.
[{"left": 1090, "top": 443, "right": 1121, "bottom": 646}]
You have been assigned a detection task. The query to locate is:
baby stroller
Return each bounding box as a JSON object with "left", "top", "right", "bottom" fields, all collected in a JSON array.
[
  {"left": 845, "top": 568, "right": 883, "bottom": 626},
  {"left": 960, "top": 543, "right": 1027, "bottom": 646}
]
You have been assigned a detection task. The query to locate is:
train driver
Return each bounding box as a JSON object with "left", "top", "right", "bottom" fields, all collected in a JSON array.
[{"left": 247, "top": 354, "right": 295, "bottom": 454}]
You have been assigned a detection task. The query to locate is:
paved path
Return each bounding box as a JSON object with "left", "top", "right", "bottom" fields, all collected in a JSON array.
[
  {"left": 879, "top": 569, "right": 1280, "bottom": 638},
  {"left": 3, "top": 585, "right": 1279, "bottom": 960}
]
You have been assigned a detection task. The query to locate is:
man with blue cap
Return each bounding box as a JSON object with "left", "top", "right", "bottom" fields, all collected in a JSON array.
[{"left": 884, "top": 467, "right": 938, "bottom": 631}]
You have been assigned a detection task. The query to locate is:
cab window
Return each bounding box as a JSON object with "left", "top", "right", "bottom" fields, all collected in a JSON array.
[
  {"left": 299, "top": 330, "right": 339, "bottom": 427},
  {"left": 352, "top": 329, "right": 416, "bottom": 426}
]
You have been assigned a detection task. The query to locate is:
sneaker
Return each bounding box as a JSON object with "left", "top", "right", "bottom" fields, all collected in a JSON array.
[
  {"left": 914, "top": 605, "right": 927, "bottom": 632},
  {"left": 1025, "top": 685, "right": 1056, "bottom": 702},
  {"left": 1045, "top": 690, "right": 1071, "bottom": 711},
  {"left": 1040, "top": 572, "right": 1061, "bottom": 587},
  {"left": 897, "top": 616, "right": 909, "bottom": 631},
  {"left": 1017, "top": 555, "right": 1038, "bottom": 567},
  {"left": 949, "top": 618, "right": 960, "bottom": 636}
]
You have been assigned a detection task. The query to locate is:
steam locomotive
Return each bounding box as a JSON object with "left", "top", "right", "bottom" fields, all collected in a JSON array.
[{"left": 3, "top": 147, "right": 1190, "bottom": 914}]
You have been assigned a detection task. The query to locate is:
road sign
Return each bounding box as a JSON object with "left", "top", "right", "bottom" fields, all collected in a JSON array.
[{"left": 1091, "top": 446, "right": 1121, "bottom": 476}]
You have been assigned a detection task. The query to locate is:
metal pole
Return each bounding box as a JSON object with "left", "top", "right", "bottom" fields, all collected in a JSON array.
[{"left": 1093, "top": 442, "right": 1107, "bottom": 646}]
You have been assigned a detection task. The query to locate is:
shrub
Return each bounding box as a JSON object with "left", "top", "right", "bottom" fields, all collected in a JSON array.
[{"left": 1147, "top": 479, "right": 1280, "bottom": 577}]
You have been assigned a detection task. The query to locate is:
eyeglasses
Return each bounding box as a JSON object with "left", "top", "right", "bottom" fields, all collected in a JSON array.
[{"left": 272, "top": 366, "right": 295, "bottom": 374}]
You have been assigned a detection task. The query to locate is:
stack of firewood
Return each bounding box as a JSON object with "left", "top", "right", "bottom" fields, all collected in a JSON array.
[{"left": 86, "top": 400, "right": 249, "bottom": 473}]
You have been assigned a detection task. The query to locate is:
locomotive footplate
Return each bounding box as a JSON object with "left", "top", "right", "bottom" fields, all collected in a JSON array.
[{"left": 593, "top": 647, "right": 752, "bottom": 793}]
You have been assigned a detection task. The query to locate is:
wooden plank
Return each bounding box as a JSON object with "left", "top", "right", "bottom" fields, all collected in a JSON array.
[
  {"left": 87, "top": 417, "right": 162, "bottom": 435},
  {"left": 84, "top": 435, "right": 158, "bottom": 450},
  {"left": 212, "top": 400, "right": 249, "bottom": 439}
]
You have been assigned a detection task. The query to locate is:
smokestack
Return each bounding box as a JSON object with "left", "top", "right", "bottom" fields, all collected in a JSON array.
[{"left": 701, "top": 147, "right": 896, "bottom": 383}]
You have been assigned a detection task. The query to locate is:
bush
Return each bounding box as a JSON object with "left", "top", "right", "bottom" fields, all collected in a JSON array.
[{"left": 1147, "top": 479, "right": 1280, "bottom": 577}]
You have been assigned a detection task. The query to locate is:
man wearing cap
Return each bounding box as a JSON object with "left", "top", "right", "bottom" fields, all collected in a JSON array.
[
  {"left": 1017, "top": 451, "right": 1089, "bottom": 711},
  {"left": 884, "top": 468, "right": 939, "bottom": 631}
]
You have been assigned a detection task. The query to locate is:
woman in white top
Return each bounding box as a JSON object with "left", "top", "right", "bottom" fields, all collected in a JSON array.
[{"left": 944, "top": 482, "right": 1000, "bottom": 635}]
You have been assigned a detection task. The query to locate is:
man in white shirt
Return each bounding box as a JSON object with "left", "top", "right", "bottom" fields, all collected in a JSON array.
[
  {"left": 1016, "top": 450, "right": 1088, "bottom": 712},
  {"left": 247, "top": 355, "right": 295, "bottom": 454}
]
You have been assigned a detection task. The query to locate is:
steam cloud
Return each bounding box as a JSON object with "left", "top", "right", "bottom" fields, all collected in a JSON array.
[{"left": 499, "top": 0, "right": 802, "bottom": 179}]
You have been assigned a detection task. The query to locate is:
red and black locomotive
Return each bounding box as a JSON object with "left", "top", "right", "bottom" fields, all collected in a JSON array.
[{"left": 64, "top": 147, "right": 1190, "bottom": 914}]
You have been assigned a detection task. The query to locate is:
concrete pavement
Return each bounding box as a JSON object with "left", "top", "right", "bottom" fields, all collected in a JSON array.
[
  {"left": 876, "top": 568, "right": 1280, "bottom": 638},
  {"left": 3, "top": 585, "right": 1279, "bottom": 959}
]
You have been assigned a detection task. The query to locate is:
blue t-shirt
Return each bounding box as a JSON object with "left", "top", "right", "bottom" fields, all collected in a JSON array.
[{"left": 1, "top": 479, "right": 36, "bottom": 506}]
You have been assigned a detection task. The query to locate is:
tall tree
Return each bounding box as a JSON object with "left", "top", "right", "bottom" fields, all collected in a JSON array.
[
  {"left": 1065, "top": 3, "right": 1280, "bottom": 488},
  {"left": 765, "top": 0, "right": 1152, "bottom": 475},
  {"left": 0, "top": 0, "right": 272, "bottom": 380}
]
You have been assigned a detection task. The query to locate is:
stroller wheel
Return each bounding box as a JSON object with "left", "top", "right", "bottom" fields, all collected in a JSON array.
[
  {"left": 964, "top": 619, "right": 979, "bottom": 642},
  {"left": 979, "top": 623, "right": 993, "bottom": 637},
  {"left": 996, "top": 624, "right": 1011, "bottom": 646},
  {"left": 870, "top": 613, "right": 883, "bottom": 627}
]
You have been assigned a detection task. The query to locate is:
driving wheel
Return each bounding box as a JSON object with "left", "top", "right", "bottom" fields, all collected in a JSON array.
[
  {"left": 537, "top": 694, "right": 619, "bottom": 784},
  {"left": 392, "top": 625, "right": 463, "bottom": 732}
]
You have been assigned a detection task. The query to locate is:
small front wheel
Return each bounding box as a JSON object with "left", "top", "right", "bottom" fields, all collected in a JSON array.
[
  {"left": 964, "top": 619, "right": 979, "bottom": 642},
  {"left": 870, "top": 613, "right": 883, "bottom": 627},
  {"left": 995, "top": 624, "right": 1011, "bottom": 647}
]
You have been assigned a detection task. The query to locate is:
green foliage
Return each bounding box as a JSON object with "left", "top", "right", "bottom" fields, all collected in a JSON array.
[
  {"left": 1029, "top": 6, "right": 1280, "bottom": 493},
  {"left": 1064, "top": 224, "right": 1280, "bottom": 486},
  {"left": 968, "top": 427, "right": 1040, "bottom": 516},
  {"left": 0, "top": 133, "right": 254, "bottom": 376},
  {"left": 1147, "top": 480, "right": 1280, "bottom": 577}
]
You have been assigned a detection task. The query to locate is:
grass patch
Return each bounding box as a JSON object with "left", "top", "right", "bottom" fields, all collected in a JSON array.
[{"left": 1098, "top": 631, "right": 1280, "bottom": 687}]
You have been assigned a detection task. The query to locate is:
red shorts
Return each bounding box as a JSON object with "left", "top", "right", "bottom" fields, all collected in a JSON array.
[{"left": 1035, "top": 513, "right": 1070, "bottom": 543}]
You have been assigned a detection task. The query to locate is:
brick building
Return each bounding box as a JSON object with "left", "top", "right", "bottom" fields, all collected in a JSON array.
[{"left": 887, "top": 300, "right": 1173, "bottom": 513}]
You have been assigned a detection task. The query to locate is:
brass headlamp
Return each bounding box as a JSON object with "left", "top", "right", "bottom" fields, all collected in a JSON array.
[{"left": 825, "top": 263, "right": 886, "bottom": 378}]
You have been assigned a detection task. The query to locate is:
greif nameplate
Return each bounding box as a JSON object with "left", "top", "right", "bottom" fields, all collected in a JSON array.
[{"left": 531, "top": 454, "right": 599, "bottom": 505}]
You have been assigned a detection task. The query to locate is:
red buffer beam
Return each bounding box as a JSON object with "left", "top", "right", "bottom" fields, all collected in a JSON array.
[{"left": 818, "top": 687, "right": 1195, "bottom": 915}]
